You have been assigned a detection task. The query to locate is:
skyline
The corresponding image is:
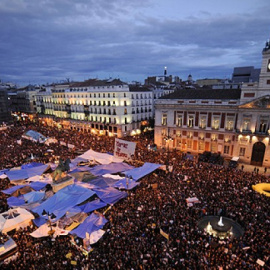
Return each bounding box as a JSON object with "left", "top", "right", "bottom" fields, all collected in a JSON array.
[{"left": 1, "top": 0, "right": 270, "bottom": 86}]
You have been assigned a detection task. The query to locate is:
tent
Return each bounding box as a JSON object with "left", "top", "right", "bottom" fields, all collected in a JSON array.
[
  {"left": 89, "top": 162, "right": 134, "bottom": 176},
  {"left": 0, "top": 208, "right": 35, "bottom": 233},
  {"left": 70, "top": 212, "right": 108, "bottom": 239},
  {"left": 93, "top": 187, "right": 128, "bottom": 205},
  {"left": 79, "top": 199, "right": 107, "bottom": 213},
  {"left": 32, "top": 185, "right": 95, "bottom": 220},
  {"left": 78, "top": 149, "right": 123, "bottom": 165},
  {"left": 113, "top": 178, "right": 140, "bottom": 190},
  {"left": 5, "top": 164, "right": 50, "bottom": 181},
  {"left": 22, "top": 130, "right": 47, "bottom": 143},
  {"left": 124, "top": 162, "right": 161, "bottom": 181},
  {"left": 88, "top": 176, "right": 119, "bottom": 188}
]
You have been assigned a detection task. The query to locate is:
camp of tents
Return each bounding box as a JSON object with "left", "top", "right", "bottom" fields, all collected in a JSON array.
[{"left": 0, "top": 148, "right": 161, "bottom": 248}]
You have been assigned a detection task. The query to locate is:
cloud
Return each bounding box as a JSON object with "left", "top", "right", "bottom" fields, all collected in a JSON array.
[{"left": 0, "top": 0, "right": 270, "bottom": 85}]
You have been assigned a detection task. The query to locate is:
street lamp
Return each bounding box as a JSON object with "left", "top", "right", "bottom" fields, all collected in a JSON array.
[
  {"left": 42, "top": 209, "right": 56, "bottom": 236},
  {"left": 163, "top": 129, "right": 173, "bottom": 171}
]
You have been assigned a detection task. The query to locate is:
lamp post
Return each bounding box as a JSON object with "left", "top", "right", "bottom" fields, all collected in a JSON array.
[
  {"left": 42, "top": 209, "right": 56, "bottom": 236},
  {"left": 164, "top": 129, "right": 173, "bottom": 172}
]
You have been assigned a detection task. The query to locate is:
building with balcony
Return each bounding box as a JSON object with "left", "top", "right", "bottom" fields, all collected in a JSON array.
[
  {"left": 36, "top": 79, "right": 154, "bottom": 137},
  {"left": 154, "top": 38, "right": 270, "bottom": 167}
]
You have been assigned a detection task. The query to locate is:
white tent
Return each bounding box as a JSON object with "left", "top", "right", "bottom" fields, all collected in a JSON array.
[
  {"left": 78, "top": 149, "right": 123, "bottom": 165},
  {"left": 0, "top": 208, "right": 35, "bottom": 233}
]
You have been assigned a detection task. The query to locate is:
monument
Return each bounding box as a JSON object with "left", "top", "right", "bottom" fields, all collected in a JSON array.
[{"left": 51, "top": 158, "right": 74, "bottom": 192}]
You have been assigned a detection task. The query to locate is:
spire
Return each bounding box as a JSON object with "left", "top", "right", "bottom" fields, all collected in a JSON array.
[{"left": 164, "top": 66, "right": 167, "bottom": 76}]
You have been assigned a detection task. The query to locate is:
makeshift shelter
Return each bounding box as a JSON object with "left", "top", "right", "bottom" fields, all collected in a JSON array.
[
  {"left": 89, "top": 162, "right": 134, "bottom": 176},
  {"left": 0, "top": 208, "right": 35, "bottom": 233},
  {"left": 93, "top": 187, "right": 128, "bottom": 205},
  {"left": 113, "top": 178, "right": 140, "bottom": 190},
  {"left": 70, "top": 212, "right": 108, "bottom": 239},
  {"left": 32, "top": 185, "right": 95, "bottom": 220},
  {"left": 78, "top": 149, "right": 123, "bottom": 165},
  {"left": 22, "top": 130, "right": 47, "bottom": 143},
  {"left": 5, "top": 164, "right": 50, "bottom": 181},
  {"left": 79, "top": 199, "right": 107, "bottom": 213},
  {"left": 124, "top": 162, "right": 161, "bottom": 181}
]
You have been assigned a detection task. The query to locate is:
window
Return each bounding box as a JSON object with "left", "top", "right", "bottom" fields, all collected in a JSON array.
[
  {"left": 198, "top": 141, "right": 205, "bottom": 151},
  {"left": 188, "top": 115, "right": 194, "bottom": 127},
  {"left": 242, "top": 116, "right": 251, "bottom": 131},
  {"left": 226, "top": 116, "right": 234, "bottom": 130},
  {"left": 124, "top": 108, "right": 127, "bottom": 115},
  {"left": 162, "top": 114, "right": 167, "bottom": 126},
  {"left": 212, "top": 116, "right": 220, "bottom": 129},
  {"left": 239, "top": 147, "right": 246, "bottom": 156},
  {"left": 199, "top": 115, "right": 207, "bottom": 128},
  {"left": 258, "top": 115, "right": 269, "bottom": 133},
  {"left": 224, "top": 145, "right": 230, "bottom": 154},
  {"left": 187, "top": 140, "right": 192, "bottom": 149},
  {"left": 176, "top": 114, "right": 182, "bottom": 127},
  {"left": 176, "top": 130, "right": 181, "bottom": 137}
]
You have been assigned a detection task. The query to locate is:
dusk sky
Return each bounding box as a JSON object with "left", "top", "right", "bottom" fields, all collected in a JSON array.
[{"left": 1, "top": 0, "right": 270, "bottom": 86}]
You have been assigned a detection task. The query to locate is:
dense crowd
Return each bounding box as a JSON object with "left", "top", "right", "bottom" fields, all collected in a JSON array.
[{"left": 0, "top": 119, "right": 269, "bottom": 269}]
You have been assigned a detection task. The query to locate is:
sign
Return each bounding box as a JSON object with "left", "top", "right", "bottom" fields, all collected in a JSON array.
[
  {"left": 114, "top": 138, "right": 136, "bottom": 159},
  {"left": 160, "top": 228, "right": 169, "bottom": 240}
]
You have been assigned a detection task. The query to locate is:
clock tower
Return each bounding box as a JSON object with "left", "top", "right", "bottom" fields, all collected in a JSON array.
[{"left": 258, "top": 39, "right": 270, "bottom": 93}]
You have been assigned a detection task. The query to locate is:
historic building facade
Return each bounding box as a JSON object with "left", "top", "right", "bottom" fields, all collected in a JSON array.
[
  {"left": 155, "top": 39, "right": 270, "bottom": 167},
  {"left": 36, "top": 79, "right": 154, "bottom": 137}
]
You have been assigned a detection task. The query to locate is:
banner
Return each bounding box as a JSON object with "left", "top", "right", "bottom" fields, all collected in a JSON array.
[
  {"left": 67, "top": 143, "right": 75, "bottom": 149},
  {"left": 60, "top": 141, "right": 67, "bottom": 146},
  {"left": 160, "top": 228, "right": 169, "bottom": 240},
  {"left": 114, "top": 138, "right": 136, "bottom": 160}
]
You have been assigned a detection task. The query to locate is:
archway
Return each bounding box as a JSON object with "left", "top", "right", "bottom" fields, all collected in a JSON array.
[{"left": 251, "top": 141, "right": 266, "bottom": 166}]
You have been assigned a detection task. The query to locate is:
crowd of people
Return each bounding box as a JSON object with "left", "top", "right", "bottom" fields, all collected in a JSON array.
[{"left": 0, "top": 119, "right": 269, "bottom": 269}]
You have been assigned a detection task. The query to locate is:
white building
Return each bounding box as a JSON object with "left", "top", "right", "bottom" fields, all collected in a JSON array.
[{"left": 36, "top": 79, "right": 154, "bottom": 137}]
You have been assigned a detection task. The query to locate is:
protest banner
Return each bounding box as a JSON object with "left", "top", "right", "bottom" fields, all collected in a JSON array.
[{"left": 114, "top": 138, "right": 136, "bottom": 159}]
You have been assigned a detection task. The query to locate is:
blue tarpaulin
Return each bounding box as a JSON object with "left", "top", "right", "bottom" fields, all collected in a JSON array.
[
  {"left": 21, "top": 162, "right": 44, "bottom": 169},
  {"left": 33, "top": 217, "right": 47, "bottom": 227},
  {"left": 79, "top": 199, "right": 107, "bottom": 213},
  {"left": 2, "top": 185, "right": 27, "bottom": 195},
  {"left": 29, "top": 181, "right": 47, "bottom": 191},
  {"left": 5, "top": 164, "right": 50, "bottom": 181},
  {"left": 32, "top": 185, "right": 95, "bottom": 220},
  {"left": 88, "top": 177, "right": 119, "bottom": 188},
  {"left": 113, "top": 178, "right": 140, "bottom": 190},
  {"left": 70, "top": 212, "right": 108, "bottom": 239},
  {"left": 23, "top": 130, "right": 47, "bottom": 143},
  {"left": 7, "top": 196, "right": 25, "bottom": 207},
  {"left": 24, "top": 191, "right": 45, "bottom": 203},
  {"left": 124, "top": 162, "right": 161, "bottom": 181},
  {"left": 89, "top": 162, "right": 134, "bottom": 176},
  {"left": 93, "top": 187, "right": 128, "bottom": 205}
]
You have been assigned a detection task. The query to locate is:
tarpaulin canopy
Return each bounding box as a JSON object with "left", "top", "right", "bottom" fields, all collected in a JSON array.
[
  {"left": 79, "top": 199, "right": 107, "bottom": 213},
  {"left": 5, "top": 164, "right": 50, "bottom": 181},
  {"left": 89, "top": 162, "right": 134, "bottom": 176},
  {"left": 113, "top": 178, "right": 140, "bottom": 190},
  {"left": 88, "top": 176, "right": 119, "bottom": 188},
  {"left": 124, "top": 162, "right": 161, "bottom": 181},
  {"left": 0, "top": 208, "right": 35, "bottom": 233},
  {"left": 24, "top": 191, "right": 45, "bottom": 203},
  {"left": 32, "top": 185, "right": 95, "bottom": 220},
  {"left": 93, "top": 187, "right": 128, "bottom": 205},
  {"left": 78, "top": 149, "right": 123, "bottom": 165},
  {"left": 30, "top": 223, "right": 69, "bottom": 238},
  {"left": 7, "top": 196, "right": 25, "bottom": 207},
  {"left": 21, "top": 162, "right": 44, "bottom": 169},
  {"left": 2, "top": 185, "right": 27, "bottom": 195},
  {"left": 22, "top": 130, "right": 47, "bottom": 143},
  {"left": 70, "top": 212, "right": 108, "bottom": 239},
  {"left": 29, "top": 181, "right": 47, "bottom": 191}
]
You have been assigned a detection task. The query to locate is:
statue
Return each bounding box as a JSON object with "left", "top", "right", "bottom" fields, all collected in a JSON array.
[{"left": 52, "top": 158, "right": 71, "bottom": 183}]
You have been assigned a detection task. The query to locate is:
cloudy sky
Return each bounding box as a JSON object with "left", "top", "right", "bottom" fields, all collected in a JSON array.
[{"left": 1, "top": 0, "right": 270, "bottom": 86}]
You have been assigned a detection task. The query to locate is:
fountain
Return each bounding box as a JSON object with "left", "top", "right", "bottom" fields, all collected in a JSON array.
[{"left": 198, "top": 216, "right": 244, "bottom": 239}]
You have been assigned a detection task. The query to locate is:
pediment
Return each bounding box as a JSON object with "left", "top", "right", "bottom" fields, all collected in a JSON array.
[{"left": 240, "top": 95, "right": 270, "bottom": 109}]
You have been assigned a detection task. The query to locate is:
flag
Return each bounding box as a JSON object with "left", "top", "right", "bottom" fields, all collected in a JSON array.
[{"left": 160, "top": 228, "right": 169, "bottom": 240}]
